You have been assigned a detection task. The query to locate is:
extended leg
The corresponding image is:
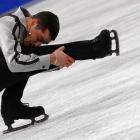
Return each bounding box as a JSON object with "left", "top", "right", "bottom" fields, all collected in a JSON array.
[
  {"left": 21, "top": 29, "right": 119, "bottom": 60},
  {"left": 21, "top": 40, "right": 97, "bottom": 60}
]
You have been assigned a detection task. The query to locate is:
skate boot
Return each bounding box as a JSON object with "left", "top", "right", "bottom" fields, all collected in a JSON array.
[
  {"left": 1, "top": 101, "right": 49, "bottom": 134},
  {"left": 92, "top": 29, "right": 119, "bottom": 58}
]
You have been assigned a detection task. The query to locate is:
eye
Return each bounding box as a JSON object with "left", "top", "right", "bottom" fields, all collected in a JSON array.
[{"left": 38, "top": 36, "right": 45, "bottom": 44}]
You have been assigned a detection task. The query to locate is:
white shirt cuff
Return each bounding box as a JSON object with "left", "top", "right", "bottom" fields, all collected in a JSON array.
[{"left": 39, "top": 55, "right": 50, "bottom": 70}]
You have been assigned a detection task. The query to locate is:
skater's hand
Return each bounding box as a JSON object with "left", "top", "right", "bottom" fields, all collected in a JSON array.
[{"left": 50, "top": 46, "right": 75, "bottom": 69}]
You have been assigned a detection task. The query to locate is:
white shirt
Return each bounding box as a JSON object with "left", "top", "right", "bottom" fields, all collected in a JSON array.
[{"left": 0, "top": 7, "right": 50, "bottom": 72}]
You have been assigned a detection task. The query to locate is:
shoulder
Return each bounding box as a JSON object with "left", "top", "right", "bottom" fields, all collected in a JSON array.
[
  {"left": 0, "top": 16, "right": 19, "bottom": 33},
  {"left": 0, "top": 21, "right": 17, "bottom": 35}
]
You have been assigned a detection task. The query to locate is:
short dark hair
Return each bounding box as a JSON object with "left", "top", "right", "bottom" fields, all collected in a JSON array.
[{"left": 33, "top": 11, "right": 60, "bottom": 40}]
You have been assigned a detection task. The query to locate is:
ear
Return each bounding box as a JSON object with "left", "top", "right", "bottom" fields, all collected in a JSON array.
[{"left": 30, "top": 19, "right": 38, "bottom": 25}]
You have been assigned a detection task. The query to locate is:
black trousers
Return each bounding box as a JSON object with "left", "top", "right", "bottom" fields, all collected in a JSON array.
[{"left": 0, "top": 40, "right": 98, "bottom": 104}]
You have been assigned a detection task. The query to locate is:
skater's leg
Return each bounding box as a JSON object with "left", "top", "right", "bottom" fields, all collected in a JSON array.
[
  {"left": 1, "top": 78, "right": 29, "bottom": 119},
  {"left": 0, "top": 57, "right": 44, "bottom": 92},
  {"left": 22, "top": 40, "right": 96, "bottom": 60},
  {"left": 21, "top": 29, "right": 118, "bottom": 60},
  {"left": 1, "top": 78, "right": 29, "bottom": 104},
  {"left": 1, "top": 78, "right": 46, "bottom": 129}
]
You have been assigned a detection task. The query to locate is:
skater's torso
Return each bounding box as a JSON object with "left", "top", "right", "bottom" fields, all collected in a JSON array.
[
  {"left": 0, "top": 7, "right": 50, "bottom": 72},
  {"left": 0, "top": 8, "right": 28, "bottom": 58}
]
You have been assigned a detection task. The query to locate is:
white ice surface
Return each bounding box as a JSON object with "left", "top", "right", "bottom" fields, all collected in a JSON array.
[{"left": 1, "top": 0, "right": 140, "bottom": 140}]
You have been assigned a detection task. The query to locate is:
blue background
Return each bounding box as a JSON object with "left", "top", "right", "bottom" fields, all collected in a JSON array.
[{"left": 0, "top": 0, "right": 32, "bottom": 14}]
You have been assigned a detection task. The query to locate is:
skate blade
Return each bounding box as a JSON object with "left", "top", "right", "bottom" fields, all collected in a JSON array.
[
  {"left": 3, "top": 114, "right": 49, "bottom": 134},
  {"left": 110, "top": 30, "right": 120, "bottom": 56}
]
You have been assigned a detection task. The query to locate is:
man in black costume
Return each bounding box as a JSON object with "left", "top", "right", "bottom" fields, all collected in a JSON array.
[{"left": 0, "top": 7, "right": 119, "bottom": 132}]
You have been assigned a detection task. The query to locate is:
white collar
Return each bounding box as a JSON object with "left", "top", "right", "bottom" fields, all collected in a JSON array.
[{"left": 13, "top": 7, "right": 32, "bottom": 28}]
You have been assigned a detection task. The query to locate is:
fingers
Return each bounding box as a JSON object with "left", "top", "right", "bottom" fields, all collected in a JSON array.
[
  {"left": 59, "top": 62, "right": 73, "bottom": 69},
  {"left": 59, "top": 60, "right": 74, "bottom": 69},
  {"left": 54, "top": 46, "right": 75, "bottom": 68},
  {"left": 65, "top": 60, "right": 73, "bottom": 67},
  {"left": 65, "top": 63, "right": 69, "bottom": 68},
  {"left": 68, "top": 55, "right": 75, "bottom": 63},
  {"left": 64, "top": 56, "right": 75, "bottom": 68},
  {"left": 60, "top": 52, "right": 75, "bottom": 68},
  {"left": 57, "top": 46, "right": 65, "bottom": 51},
  {"left": 67, "top": 60, "right": 72, "bottom": 66}
]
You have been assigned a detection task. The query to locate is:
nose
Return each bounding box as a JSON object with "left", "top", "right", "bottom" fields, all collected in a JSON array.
[{"left": 34, "top": 41, "right": 42, "bottom": 47}]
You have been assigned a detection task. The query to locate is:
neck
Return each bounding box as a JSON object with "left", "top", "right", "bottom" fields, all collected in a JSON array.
[{"left": 25, "top": 17, "right": 32, "bottom": 32}]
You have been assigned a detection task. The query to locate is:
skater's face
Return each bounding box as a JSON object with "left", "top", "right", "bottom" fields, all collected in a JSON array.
[{"left": 24, "top": 19, "right": 52, "bottom": 47}]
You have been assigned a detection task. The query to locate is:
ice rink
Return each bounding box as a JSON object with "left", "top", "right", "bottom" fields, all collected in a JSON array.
[{"left": 0, "top": 0, "right": 140, "bottom": 139}]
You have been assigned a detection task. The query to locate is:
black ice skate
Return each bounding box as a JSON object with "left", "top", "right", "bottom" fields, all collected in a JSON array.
[
  {"left": 1, "top": 102, "right": 49, "bottom": 134},
  {"left": 92, "top": 29, "right": 120, "bottom": 58}
]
